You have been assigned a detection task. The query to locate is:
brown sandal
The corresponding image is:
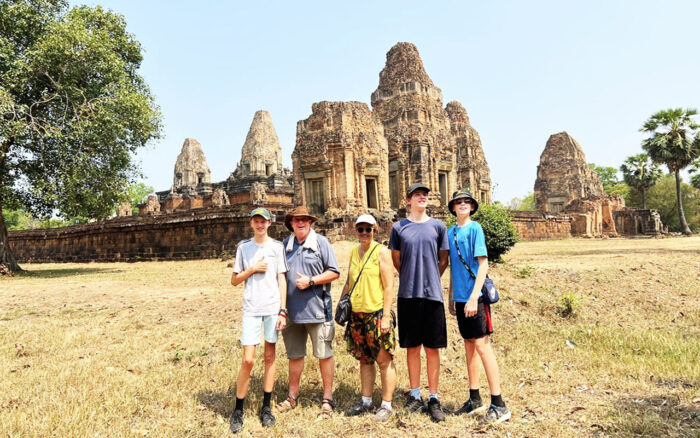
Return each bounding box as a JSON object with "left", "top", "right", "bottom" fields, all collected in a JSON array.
[
  {"left": 317, "top": 398, "right": 334, "bottom": 419},
  {"left": 277, "top": 395, "right": 298, "bottom": 413}
]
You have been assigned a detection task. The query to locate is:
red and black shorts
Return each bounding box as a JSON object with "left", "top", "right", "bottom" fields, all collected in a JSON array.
[{"left": 455, "top": 299, "right": 493, "bottom": 340}]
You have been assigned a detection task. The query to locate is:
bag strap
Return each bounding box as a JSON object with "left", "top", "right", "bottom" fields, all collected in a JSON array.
[
  {"left": 346, "top": 242, "right": 379, "bottom": 299},
  {"left": 452, "top": 227, "right": 477, "bottom": 279}
]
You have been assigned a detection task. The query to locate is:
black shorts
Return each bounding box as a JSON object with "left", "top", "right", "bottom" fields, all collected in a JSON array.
[
  {"left": 456, "top": 299, "right": 493, "bottom": 339},
  {"left": 397, "top": 298, "right": 447, "bottom": 349}
]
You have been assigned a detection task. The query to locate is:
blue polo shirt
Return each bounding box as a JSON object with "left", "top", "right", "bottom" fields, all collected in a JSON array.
[
  {"left": 388, "top": 218, "right": 449, "bottom": 302},
  {"left": 448, "top": 222, "right": 488, "bottom": 302},
  {"left": 283, "top": 233, "right": 340, "bottom": 323}
]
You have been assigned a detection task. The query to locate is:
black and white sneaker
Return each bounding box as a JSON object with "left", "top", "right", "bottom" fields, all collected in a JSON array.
[
  {"left": 454, "top": 398, "right": 487, "bottom": 416},
  {"left": 404, "top": 397, "right": 425, "bottom": 413},
  {"left": 259, "top": 406, "right": 275, "bottom": 427},
  {"left": 427, "top": 398, "right": 446, "bottom": 423},
  {"left": 229, "top": 409, "right": 244, "bottom": 433},
  {"left": 479, "top": 404, "right": 511, "bottom": 425},
  {"left": 345, "top": 400, "right": 372, "bottom": 417}
]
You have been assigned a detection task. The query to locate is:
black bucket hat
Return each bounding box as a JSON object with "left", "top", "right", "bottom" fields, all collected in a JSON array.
[{"left": 448, "top": 189, "right": 479, "bottom": 216}]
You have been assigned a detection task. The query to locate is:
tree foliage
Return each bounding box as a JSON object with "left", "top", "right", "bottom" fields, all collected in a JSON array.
[
  {"left": 446, "top": 203, "right": 519, "bottom": 262},
  {"left": 640, "top": 108, "right": 700, "bottom": 235},
  {"left": 507, "top": 192, "right": 536, "bottom": 211},
  {"left": 588, "top": 163, "right": 621, "bottom": 193},
  {"left": 0, "top": 0, "right": 162, "bottom": 270},
  {"left": 620, "top": 153, "right": 663, "bottom": 209},
  {"left": 625, "top": 174, "right": 700, "bottom": 232}
]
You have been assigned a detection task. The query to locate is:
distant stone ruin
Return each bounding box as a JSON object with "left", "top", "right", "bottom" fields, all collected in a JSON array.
[
  {"left": 294, "top": 42, "right": 492, "bottom": 219},
  {"left": 154, "top": 111, "right": 294, "bottom": 215},
  {"left": 511, "top": 132, "right": 663, "bottom": 239}
]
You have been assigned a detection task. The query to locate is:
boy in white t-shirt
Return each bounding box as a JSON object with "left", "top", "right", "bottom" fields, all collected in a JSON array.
[{"left": 229, "top": 207, "right": 288, "bottom": 433}]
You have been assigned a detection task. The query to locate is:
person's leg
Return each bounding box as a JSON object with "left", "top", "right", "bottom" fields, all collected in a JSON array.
[
  {"left": 236, "top": 345, "right": 257, "bottom": 399},
  {"left": 474, "top": 336, "right": 501, "bottom": 397},
  {"left": 376, "top": 348, "right": 396, "bottom": 403},
  {"left": 319, "top": 356, "right": 335, "bottom": 400},
  {"left": 360, "top": 363, "right": 376, "bottom": 398},
  {"left": 282, "top": 323, "right": 308, "bottom": 400},
  {"left": 406, "top": 346, "right": 421, "bottom": 390},
  {"left": 262, "top": 341, "right": 276, "bottom": 393},
  {"left": 424, "top": 347, "right": 440, "bottom": 395},
  {"left": 464, "top": 339, "right": 480, "bottom": 390}
]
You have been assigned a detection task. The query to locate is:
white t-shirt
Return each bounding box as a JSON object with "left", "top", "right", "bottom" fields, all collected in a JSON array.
[{"left": 233, "top": 238, "right": 288, "bottom": 316}]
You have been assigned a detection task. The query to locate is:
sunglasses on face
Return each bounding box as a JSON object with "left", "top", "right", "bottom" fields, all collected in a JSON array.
[
  {"left": 292, "top": 217, "right": 311, "bottom": 223},
  {"left": 453, "top": 198, "right": 472, "bottom": 205},
  {"left": 356, "top": 227, "right": 373, "bottom": 234}
]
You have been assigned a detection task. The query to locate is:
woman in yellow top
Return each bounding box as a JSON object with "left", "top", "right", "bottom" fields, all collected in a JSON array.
[{"left": 340, "top": 214, "right": 397, "bottom": 422}]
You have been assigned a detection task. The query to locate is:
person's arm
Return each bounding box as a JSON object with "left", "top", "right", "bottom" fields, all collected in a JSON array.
[
  {"left": 448, "top": 275, "right": 456, "bottom": 316},
  {"left": 465, "top": 256, "right": 488, "bottom": 317},
  {"left": 378, "top": 247, "right": 394, "bottom": 333},
  {"left": 391, "top": 249, "right": 400, "bottom": 272},
  {"left": 231, "top": 256, "right": 267, "bottom": 286},
  {"left": 339, "top": 271, "right": 351, "bottom": 298},
  {"left": 295, "top": 269, "right": 340, "bottom": 289},
  {"left": 276, "top": 273, "right": 288, "bottom": 330},
  {"left": 438, "top": 250, "right": 449, "bottom": 276}
]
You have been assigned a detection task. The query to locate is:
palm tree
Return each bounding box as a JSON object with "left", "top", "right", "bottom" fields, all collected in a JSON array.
[
  {"left": 690, "top": 157, "right": 700, "bottom": 190},
  {"left": 620, "top": 153, "right": 662, "bottom": 209},
  {"left": 641, "top": 108, "right": 700, "bottom": 235}
]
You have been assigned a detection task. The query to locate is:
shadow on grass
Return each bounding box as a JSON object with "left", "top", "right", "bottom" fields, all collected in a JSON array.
[
  {"left": 197, "top": 371, "right": 462, "bottom": 419},
  {"left": 608, "top": 394, "right": 700, "bottom": 437},
  {"left": 16, "top": 267, "right": 122, "bottom": 278}
]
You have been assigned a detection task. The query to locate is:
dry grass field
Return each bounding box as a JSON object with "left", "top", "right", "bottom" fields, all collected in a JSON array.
[{"left": 2, "top": 236, "right": 699, "bottom": 437}]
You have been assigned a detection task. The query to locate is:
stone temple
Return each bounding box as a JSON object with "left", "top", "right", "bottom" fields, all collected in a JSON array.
[
  {"left": 510, "top": 131, "right": 663, "bottom": 239},
  {"left": 294, "top": 42, "right": 491, "bottom": 217},
  {"left": 153, "top": 111, "right": 293, "bottom": 213}
]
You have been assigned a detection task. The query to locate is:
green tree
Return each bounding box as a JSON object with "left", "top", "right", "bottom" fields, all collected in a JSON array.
[
  {"left": 118, "top": 182, "right": 153, "bottom": 215},
  {"left": 641, "top": 108, "right": 700, "bottom": 235},
  {"left": 445, "top": 203, "right": 519, "bottom": 262},
  {"left": 620, "top": 153, "right": 663, "bottom": 209},
  {"left": 625, "top": 174, "right": 700, "bottom": 232},
  {"left": 588, "top": 163, "right": 621, "bottom": 193},
  {"left": 690, "top": 158, "right": 700, "bottom": 190},
  {"left": 0, "top": 0, "right": 162, "bottom": 271},
  {"left": 507, "top": 192, "right": 536, "bottom": 210}
]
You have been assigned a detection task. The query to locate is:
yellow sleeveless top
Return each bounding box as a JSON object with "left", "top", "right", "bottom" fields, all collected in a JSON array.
[{"left": 347, "top": 242, "right": 384, "bottom": 313}]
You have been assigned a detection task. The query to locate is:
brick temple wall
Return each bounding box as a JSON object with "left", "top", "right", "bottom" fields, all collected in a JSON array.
[
  {"left": 510, "top": 211, "right": 573, "bottom": 241},
  {"left": 8, "top": 206, "right": 293, "bottom": 263}
]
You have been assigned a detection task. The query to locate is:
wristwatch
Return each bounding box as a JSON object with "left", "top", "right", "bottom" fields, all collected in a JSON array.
[{"left": 309, "top": 277, "right": 315, "bottom": 287}]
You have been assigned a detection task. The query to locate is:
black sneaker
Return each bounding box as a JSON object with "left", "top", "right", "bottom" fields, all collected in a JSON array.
[
  {"left": 479, "top": 404, "right": 511, "bottom": 425},
  {"left": 259, "top": 406, "right": 275, "bottom": 427},
  {"left": 454, "top": 398, "right": 487, "bottom": 416},
  {"left": 229, "top": 409, "right": 243, "bottom": 433},
  {"left": 404, "top": 396, "right": 425, "bottom": 413},
  {"left": 345, "top": 400, "right": 371, "bottom": 417},
  {"left": 427, "top": 398, "right": 446, "bottom": 423}
]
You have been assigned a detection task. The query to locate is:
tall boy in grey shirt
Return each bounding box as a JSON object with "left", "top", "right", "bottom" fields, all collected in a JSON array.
[{"left": 388, "top": 183, "right": 449, "bottom": 422}]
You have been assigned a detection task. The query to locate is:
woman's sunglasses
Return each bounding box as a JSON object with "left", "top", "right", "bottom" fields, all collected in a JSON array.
[{"left": 356, "top": 227, "right": 373, "bottom": 234}]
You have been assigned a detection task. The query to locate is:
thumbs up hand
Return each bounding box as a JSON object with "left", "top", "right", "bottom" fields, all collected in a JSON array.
[
  {"left": 252, "top": 256, "right": 268, "bottom": 273},
  {"left": 295, "top": 272, "right": 311, "bottom": 290}
]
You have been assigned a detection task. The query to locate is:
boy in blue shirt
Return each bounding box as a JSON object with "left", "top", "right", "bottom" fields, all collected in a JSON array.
[{"left": 447, "top": 189, "right": 511, "bottom": 425}]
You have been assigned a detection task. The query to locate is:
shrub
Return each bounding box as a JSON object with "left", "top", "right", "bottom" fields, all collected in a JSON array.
[
  {"left": 558, "top": 294, "right": 580, "bottom": 318},
  {"left": 445, "top": 203, "right": 519, "bottom": 262},
  {"left": 517, "top": 263, "right": 534, "bottom": 278}
]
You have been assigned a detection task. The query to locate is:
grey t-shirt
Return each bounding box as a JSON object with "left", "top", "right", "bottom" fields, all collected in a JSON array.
[
  {"left": 388, "top": 217, "right": 449, "bottom": 302},
  {"left": 233, "top": 238, "right": 288, "bottom": 316},
  {"left": 283, "top": 232, "right": 340, "bottom": 323}
]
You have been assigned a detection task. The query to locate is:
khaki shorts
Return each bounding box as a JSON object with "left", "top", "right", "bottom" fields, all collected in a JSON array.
[{"left": 282, "top": 321, "right": 335, "bottom": 359}]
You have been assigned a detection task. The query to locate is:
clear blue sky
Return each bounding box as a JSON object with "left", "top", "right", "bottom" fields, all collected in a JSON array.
[{"left": 75, "top": 0, "right": 700, "bottom": 203}]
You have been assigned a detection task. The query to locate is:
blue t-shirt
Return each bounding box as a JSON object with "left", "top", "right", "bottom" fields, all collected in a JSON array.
[
  {"left": 448, "top": 222, "right": 488, "bottom": 302},
  {"left": 388, "top": 218, "right": 449, "bottom": 302},
  {"left": 283, "top": 233, "right": 340, "bottom": 323}
]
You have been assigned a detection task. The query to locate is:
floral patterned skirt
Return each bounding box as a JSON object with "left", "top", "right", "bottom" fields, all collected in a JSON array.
[{"left": 344, "top": 309, "right": 396, "bottom": 364}]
